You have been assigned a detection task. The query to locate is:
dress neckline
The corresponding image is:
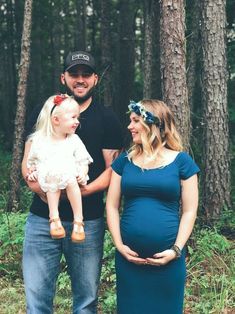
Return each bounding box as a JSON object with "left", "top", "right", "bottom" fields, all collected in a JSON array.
[{"left": 130, "top": 152, "right": 182, "bottom": 170}]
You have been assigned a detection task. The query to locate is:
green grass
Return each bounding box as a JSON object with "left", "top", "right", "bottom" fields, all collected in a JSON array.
[{"left": 185, "top": 228, "right": 235, "bottom": 313}]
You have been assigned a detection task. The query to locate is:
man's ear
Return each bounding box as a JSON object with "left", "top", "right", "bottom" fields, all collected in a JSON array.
[
  {"left": 61, "top": 73, "right": 65, "bottom": 85},
  {"left": 94, "top": 74, "right": 98, "bottom": 86}
]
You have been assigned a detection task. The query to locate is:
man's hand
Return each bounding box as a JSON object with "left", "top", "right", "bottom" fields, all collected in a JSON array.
[
  {"left": 26, "top": 170, "right": 38, "bottom": 182},
  {"left": 79, "top": 184, "right": 92, "bottom": 197}
]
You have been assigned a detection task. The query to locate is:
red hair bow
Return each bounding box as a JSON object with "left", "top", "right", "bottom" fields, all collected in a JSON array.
[{"left": 53, "top": 94, "right": 68, "bottom": 106}]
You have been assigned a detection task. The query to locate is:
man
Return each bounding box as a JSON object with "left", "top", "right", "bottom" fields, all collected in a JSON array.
[{"left": 22, "top": 50, "right": 123, "bottom": 313}]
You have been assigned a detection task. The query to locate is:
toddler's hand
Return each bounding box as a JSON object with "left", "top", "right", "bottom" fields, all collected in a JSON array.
[{"left": 76, "top": 173, "right": 87, "bottom": 186}]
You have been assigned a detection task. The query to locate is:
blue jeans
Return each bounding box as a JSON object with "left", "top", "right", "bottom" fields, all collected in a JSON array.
[{"left": 23, "top": 213, "right": 105, "bottom": 314}]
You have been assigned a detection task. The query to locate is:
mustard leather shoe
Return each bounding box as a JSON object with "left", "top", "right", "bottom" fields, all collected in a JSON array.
[
  {"left": 49, "top": 217, "right": 66, "bottom": 239},
  {"left": 71, "top": 221, "right": 85, "bottom": 243}
]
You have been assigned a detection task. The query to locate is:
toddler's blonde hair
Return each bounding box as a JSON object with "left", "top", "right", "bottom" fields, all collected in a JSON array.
[{"left": 29, "top": 95, "right": 79, "bottom": 139}]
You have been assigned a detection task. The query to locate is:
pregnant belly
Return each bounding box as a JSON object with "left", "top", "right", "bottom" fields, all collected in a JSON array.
[{"left": 121, "top": 199, "right": 179, "bottom": 258}]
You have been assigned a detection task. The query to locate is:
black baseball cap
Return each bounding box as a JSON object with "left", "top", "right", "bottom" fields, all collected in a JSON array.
[{"left": 64, "top": 51, "right": 96, "bottom": 73}]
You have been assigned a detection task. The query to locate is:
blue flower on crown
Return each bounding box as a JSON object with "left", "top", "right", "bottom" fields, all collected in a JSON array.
[{"left": 128, "top": 100, "right": 160, "bottom": 126}]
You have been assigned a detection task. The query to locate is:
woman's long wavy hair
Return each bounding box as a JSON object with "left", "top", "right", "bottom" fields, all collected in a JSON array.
[
  {"left": 28, "top": 95, "right": 78, "bottom": 140},
  {"left": 128, "top": 99, "right": 183, "bottom": 163}
]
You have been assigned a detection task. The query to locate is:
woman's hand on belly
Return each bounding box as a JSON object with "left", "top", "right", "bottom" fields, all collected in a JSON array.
[
  {"left": 146, "top": 249, "right": 177, "bottom": 266},
  {"left": 117, "top": 244, "right": 147, "bottom": 265}
]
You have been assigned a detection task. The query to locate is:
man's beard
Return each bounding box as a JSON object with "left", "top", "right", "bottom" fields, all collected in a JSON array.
[{"left": 64, "top": 82, "right": 96, "bottom": 105}]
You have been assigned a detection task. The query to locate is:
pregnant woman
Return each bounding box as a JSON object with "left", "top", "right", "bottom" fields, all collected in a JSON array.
[{"left": 106, "top": 99, "right": 200, "bottom": 314}]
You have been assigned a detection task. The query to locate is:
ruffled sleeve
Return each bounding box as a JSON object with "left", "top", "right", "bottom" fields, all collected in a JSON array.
[
  {"left": 72, "top": 134, "right": 93, "bottom": 166},
  {"left": 111, "top": 152, "right": 128, "bottom": 176},
  {"left": 26, "top": 137, "right": 39, "bottom": 169},
  {"left": 176, "top": 152, "right": 200, "bottom": 180}
]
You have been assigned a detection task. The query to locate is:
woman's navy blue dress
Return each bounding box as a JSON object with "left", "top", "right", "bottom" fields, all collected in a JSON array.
[{"left": 111, "top": 152, "right": 199, "bottom": 314}]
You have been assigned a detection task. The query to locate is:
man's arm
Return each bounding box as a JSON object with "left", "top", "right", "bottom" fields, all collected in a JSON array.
[{"left": 80, "top": 149, "right": 120, "bottom": 197}]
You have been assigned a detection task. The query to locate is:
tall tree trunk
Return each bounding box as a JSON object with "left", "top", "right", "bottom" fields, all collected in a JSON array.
[
  {"left": 63, "top": 1, "right": 70, "bottom": 51},
  {"left": 159, "top": 0, "right": 190, "bottom": 149},
  {"left": 186, "top": 0, "right": 201, "bottom": 112},
  {"left": 116, "top": 0, "right": 136, "bottom": 127},
  {"left": 143, "top": 0, "right": 154, "bottom": 98},
  {"left": 151, "top": 0, "right": 161, "bottom": 99},
  {"left": 1, "top": 0, "right": 18, "bottom": 147},
  {"left": 100, "top": 0, "right": 113, "bottom": 107},
  {"left": 7, "top": 0, "right": 33, "bottom": 212},
  {"left": 27, "top": 0, "right": 43, "bottom": 112},
  {"left": 50, "top": 0, "right": 62, "bottom": 92},
  {"left": 75, "top": 0, "right": 87, "bottom": 50},
  {"left": 201, "top": 0, "right": 231, "bottom": 220},
  {"left": 90, "top": 0, "right": 101, "bottom": 53}
]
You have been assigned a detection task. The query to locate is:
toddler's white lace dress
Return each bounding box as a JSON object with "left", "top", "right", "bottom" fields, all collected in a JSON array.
[{"left": 27, "top": 134, "right": 93, "bottom": 192}]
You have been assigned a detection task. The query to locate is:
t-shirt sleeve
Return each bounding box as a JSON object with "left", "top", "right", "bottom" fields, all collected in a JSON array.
[
  {"left": 102, "top": 108, "right": 123, "bottom": 149},
  {"left": 111, "top": 152, "right": 128, "bottom": 176},
  {"left": 177, "top": 152, "right": 200, "bottom": 180}
]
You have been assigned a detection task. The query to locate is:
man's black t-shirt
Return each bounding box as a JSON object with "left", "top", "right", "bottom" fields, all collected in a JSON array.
[{"left": 25, "top": 100, "right": 123, "bottom": 221}]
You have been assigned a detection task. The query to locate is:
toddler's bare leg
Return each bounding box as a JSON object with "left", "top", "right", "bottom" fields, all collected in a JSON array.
[
  {"left": 47, "top": 190, "right": 65, "bottom": 239},
  {"left": 66, "top": 182, "right": 83, "bottom": 221},
  {"left": 66, "top": 182, "right": 85, "bottom": 242},
  {"left": 47, "top": 190, "right": 61, "bottom": 220}
]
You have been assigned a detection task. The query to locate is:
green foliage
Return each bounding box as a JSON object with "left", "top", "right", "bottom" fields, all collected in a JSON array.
[
  {"left": 186, "top": 227, "right": 235, "bottom": 313},
  {"left": 99, "top": 231, "right": 117, "bottom": 313},
  {"left": 18, "top": 186, "right": 34, "bottom": 212},
  {"left": 188, "top": 228, "right": 231, "bottom": 263},
  {"left": 0, "top": 211, "right": 27, "bottom": 279},
  {"left": 0, "top": 278, "right": 25, "bottom": 314},
  {"left": 215, "top": 208, "right": 235, "bottom": 238},
  {"left": 0, "top": 149, "right": 11, "bottom": 210},
  {"left": 0, "top": 144, "right": 33, "bottom": 213},
  {"left": 54, "top": 271, "right": 73, "bottom": 313}
]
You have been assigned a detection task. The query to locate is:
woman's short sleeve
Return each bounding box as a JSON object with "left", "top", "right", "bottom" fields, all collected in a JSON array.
[
  {"left": 111, "top": 152, "right": 128, "bottom": 176},
  {"left": 177, "top": 152, "right": 200, "bottom": 180}
]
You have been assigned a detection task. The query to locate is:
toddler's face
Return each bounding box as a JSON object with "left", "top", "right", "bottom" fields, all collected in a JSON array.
[{"left": 57, "top": 105, "right": 80, "bottom": 136}]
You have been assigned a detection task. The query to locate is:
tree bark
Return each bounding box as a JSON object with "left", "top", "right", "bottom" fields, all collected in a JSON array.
[
  {"left": 50, "top": 0, "right": 62, "bottom": 92},
  {"left": 159, "top": 0, "right": 190, "bottom": 149},
  {"left": 186, "top": 0, "right": 201, "bottom": 112},
  {"left": 201, "top": 0, "right": 231, "bottom": 219},
  {"left": 116, "top": 0, "right": 136, "bottom": 127},
  {"left": 100, "top": 0, "right": 113, "bottom": 107},
  {"left": 143, "top": 0, "right": 154, "bottom": 98},
  {"left": 0, "top": 0, "right": 18, "bottom": 147},
  {"left": 151, "top": 0, "right": 161, "bottom": 99},
  {"left": 7, "top": 0, "right": 33, "bottom": 212},
  {"left": 75, "top": 0, "right": 87, "bottom": 50}
]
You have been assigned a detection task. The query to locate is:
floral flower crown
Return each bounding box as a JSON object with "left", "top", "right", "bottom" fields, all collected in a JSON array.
[
  {"left": 51, "top": 94, "right": 68, "bottom": 115},
  {"left": 128, "top": 100, "right": 160, "bottom": 126}
]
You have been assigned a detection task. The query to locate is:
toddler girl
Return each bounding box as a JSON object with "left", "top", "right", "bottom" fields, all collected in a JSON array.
[{"left": 26, "top": 94, "right": 93, "bottom": 242}]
